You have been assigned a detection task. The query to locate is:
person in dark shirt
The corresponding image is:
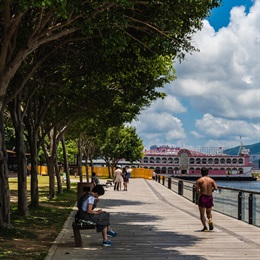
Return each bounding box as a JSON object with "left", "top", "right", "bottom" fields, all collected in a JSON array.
[{"left": 92, "top": 172, "right": 100, "bottom": 186}]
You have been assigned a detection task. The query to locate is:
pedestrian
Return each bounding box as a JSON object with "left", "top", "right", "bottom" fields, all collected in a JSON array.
[
  {"left": 114, "top": 166, "right": 123, "bottom": 191},
  {"left": 195, "top": 168, "right": 218, "bottom": 232},
  {"left": 92, "top": 172, "right": 100, "bottom": 186},
  {"left": 75, "top": 185, "right": 117, "bottom": 246},
  {"left": 122, "top": 167, "right": 130, "bottom": 191}
]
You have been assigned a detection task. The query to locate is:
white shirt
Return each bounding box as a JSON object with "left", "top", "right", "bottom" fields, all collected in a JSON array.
[{"left": 82, "top": 195, "right": 95, "bottom": 212}]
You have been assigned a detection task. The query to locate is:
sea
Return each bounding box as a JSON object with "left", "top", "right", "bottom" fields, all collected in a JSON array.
[{"left": 216, "top": 180, "right": 260, "bottom": 193}]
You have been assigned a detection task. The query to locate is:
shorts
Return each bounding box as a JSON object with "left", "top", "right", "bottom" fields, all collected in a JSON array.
[
  {"left": 198, "top": 195, "right": 214, "bottom": 208},
  {"left": 76, "top": 211, "right": 110, "bottom": 232}
]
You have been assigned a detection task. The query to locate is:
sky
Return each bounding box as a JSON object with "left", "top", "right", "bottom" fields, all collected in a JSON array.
[{"left": 130, "top": 0, "right": 260, "bottom": 151}]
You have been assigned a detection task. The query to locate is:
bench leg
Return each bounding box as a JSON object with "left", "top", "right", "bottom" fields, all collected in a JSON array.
[{"left": 73, "top": 227, "right": 82, "bottom": 247}]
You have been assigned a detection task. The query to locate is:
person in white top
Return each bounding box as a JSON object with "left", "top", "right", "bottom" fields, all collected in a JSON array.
[
  {"left": 75, "top": 185, "right": 118, "bottom": 246},
  {"left": 113, "top": 166, "right": 123, "bottom": 191}
]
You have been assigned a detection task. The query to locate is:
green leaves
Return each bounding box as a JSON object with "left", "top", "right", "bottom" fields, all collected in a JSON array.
[{"left": 100, "top": 126, "right": 144, "bottom": 164}]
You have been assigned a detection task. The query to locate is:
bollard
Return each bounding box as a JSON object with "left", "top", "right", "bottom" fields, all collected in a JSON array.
[
  {"left": 249, "top": 193, "right": 253, "bottom": 224},
  {"left": 178, "top": 180, "right": 183, "bottom": 195},
  {"left": 168, "top": 178, "right": 171, "bottom": 189},
  {"left": 238, "top": 191, "right": 242, "bottom": 220},
  {"left": 192, "top": 184, "right": 198, "bottom": 204}
]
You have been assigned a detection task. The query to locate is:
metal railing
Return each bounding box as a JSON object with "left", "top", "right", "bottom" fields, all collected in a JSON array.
[{"left": 155, "top": 175, "right": 260, "bottom": 227}]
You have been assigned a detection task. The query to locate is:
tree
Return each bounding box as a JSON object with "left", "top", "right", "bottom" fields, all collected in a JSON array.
[
  {"left": 0, "top": 0, "right": 222, "bottom": 226},
  {"left": 100, "top": 126, "right": 144, "bottom": 177}
]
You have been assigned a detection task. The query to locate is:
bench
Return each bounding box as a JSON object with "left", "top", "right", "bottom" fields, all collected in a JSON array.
[{"left": 72, "top": 220, "right": 96, "bottom": 247}]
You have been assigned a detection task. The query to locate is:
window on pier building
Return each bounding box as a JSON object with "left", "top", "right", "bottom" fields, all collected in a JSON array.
[
  {"left": 208, "top": 158, "right": 213, "bottom": 164},
  {"left": 156, "top": 157, "right": 161, "bottom": 163},
  {"left": 196, "top": 158, "right": 201, "bottom": 164},
  {"left": 232, "top": 158, "right": 237, "bottom": 164},
  {"left": 174, "top": 158, "right": 179, "bottom": 164},
  {"left": 162, "top": 167, "right": 167, "bottom": 174},
  {"left": 214, "top": 158, "right": 219, "bottom": 164},
  {"left": 155, "top": 167, "right": 160, "bottom": 173},
  {"left": 150, "top": 157, "right": 155, "bottom": 163},
  {"left": 174, "top": 167, "right": 179, "bottom": 174},
  {"left": 232, "top": 168, "right": 238, "bottom": 173},
  {"left": 143, "top": 157, "right": 148, "bottom": 163},
  {"left": 168, "top": 157, "right": 173, "bottom": 163},
  {"left": 238, "top": 168, "right": 243, "bottom": 174},
  {"left": 238, "top": 158, "right": 243, "bottom": 164},
  {"left": 162, "top": 157, "right": 167, "bottom": 163},
  {"left": 202, "top": 158, "right": 207, "bottom": 164},
  {"left": 168, "top": 167, "right": 173, "bottom": 174},
  {"left": 226, "top": 158, "right": 231, "bottom": 164},
  {"left": 190, "top": 158, "right": 195, "bottom": 164},
  {"left": 220, "top": 158, "right": 225, "bottom": 164}
]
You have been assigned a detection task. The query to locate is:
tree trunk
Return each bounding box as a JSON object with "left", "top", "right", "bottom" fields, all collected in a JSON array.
[
  {"left": 84, "top": 151, "right": 90, "bottom": 183},
  {"left": 78, "top": 153, "right": 83, "bottom": 183},
  {"left": 29, "top": 132, "right": 39, "bottom": 207},
  {"left": 61, "top": 137, "right": 71, "bottom": 189},
  {"left": 55, "top": 161, "right": 63, "bottom": 194},
  {"left": 15, "top": 129, "right": 28, "bottom": 215},
  {"left": 8, "top": 99, "right": 28, "bottom": 216},
  {"left": 47, "top": 157, "right": 56, "bottom": 199},
  {"left": 0, "top": 110, "right": 11, "bottom": 227}
]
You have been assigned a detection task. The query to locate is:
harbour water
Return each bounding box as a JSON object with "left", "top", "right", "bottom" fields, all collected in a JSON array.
[{"left": 216, "top": 180, "right": 260, "bottom": 192}]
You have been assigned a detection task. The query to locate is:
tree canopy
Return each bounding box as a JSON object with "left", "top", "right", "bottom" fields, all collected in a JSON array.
[{"left": 0, "top": 0, "right": 222, "bottom": 227}]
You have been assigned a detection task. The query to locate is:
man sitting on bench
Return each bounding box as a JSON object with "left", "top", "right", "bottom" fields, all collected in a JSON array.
[{"left": 75, "top": 185, "right": 117, "bottom": 247}]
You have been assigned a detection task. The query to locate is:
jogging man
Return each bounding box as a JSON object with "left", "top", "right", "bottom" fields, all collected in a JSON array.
[{"left": 195, "top": 168, "right": 218, "bottom": 231}]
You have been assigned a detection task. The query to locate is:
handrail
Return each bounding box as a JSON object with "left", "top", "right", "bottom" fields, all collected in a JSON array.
[{"left": 155, "top": 174, "right": 260, "bottom": 227}]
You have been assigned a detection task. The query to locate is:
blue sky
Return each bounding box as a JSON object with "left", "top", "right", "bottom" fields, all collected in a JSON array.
[{"left": 131, "top": 0, "right": 260, "bottom": 150}]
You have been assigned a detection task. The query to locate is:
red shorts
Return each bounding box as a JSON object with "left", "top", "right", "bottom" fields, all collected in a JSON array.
[{"left": 198, "top": 195, "right": 214, "bottom": 208}]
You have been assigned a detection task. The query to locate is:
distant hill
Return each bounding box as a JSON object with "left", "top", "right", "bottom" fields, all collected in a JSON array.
[{"left": 224, "top": 142, "right": 260, "bottom": 155}]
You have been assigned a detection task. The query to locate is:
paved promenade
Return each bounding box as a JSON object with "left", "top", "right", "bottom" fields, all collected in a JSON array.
[{"left": 46, "top": 179, "right": 260, "bottom": 260}]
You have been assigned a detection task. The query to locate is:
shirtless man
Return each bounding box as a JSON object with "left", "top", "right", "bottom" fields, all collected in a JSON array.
[{"left": 195, "top": 168, "right": 218, "bottom": 231}]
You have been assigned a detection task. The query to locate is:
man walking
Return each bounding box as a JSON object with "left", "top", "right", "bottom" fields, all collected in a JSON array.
[{"left": 195, "top": 168, "right": 218, "bottom": 231}]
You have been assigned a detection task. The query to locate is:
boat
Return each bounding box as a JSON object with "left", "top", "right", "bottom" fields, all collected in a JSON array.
[{"left": 139, "top": 144, "right": 257, "bottom": 181}]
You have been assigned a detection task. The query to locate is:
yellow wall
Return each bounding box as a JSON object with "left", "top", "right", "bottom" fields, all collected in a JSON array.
[
  {"left": 37, "top": 165, "right": 153, "bottom": 179},
  {"left": 37, "top": 165, "right": 48, "bottom": 175}
]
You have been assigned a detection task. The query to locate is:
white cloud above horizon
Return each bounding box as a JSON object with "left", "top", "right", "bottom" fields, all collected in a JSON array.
[{"left": 131, "top": 0, "right": 260, "bottom": 151}]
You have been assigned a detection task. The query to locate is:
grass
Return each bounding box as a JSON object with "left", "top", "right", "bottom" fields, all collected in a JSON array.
[{"left": 0, "top": 175, "right": 78, "bottom": 260}]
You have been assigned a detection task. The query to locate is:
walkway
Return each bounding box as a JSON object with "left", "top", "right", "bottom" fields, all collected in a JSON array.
[{"left": 46, "top": 178, "right": 260, "bottom": 260}]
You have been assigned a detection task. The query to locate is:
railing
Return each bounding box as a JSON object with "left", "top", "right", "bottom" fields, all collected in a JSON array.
[{"left": 155, "top": 175, "right": 260, "bottom": 227}]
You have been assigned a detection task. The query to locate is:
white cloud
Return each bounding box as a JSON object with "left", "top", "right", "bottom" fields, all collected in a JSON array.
[
  {"left": 195, "top": 113, "right": 258, "bottom": 138},
  {"left": 131, "top": 111, "right": 186, "bottom": 149},
  {"left": 132, "top": 1, "right": 260, "bottom": 149},
  {"left": 147, "top": 95, "right": 186, "bottom": 114}
]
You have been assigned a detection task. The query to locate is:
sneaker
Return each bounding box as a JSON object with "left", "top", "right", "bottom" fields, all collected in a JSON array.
[
  {"left": 209, "top": 220, "right": 214, "bottom": 231},
  {"left": 201, "top": 226, "right": 208, "bottom": 232},
  {"left": 103, "top": 240, "right": 112, "bottom": 247},
  {"left": 107, "top": 229, "right": 117, "bottom": 237}
]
